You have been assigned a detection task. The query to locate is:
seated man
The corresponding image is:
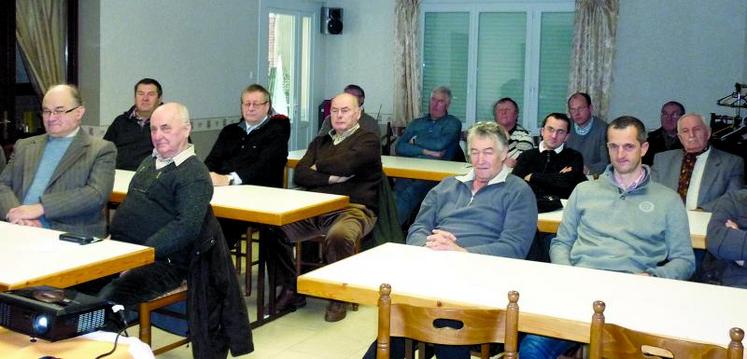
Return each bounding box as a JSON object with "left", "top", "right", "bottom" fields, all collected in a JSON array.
[
  {"left": 519, "top": 116, "right": 695, "bottom": 358},
  {"left": 566, "top": 92, "right": 609, "bottom": 176},
  {"left": 204, "top": 84, "right": 290, "bottom": 248},
  {"left": 267, "top": 92, "right": 383, "bottom": 322},
  {"left": 706, "top": 189, "right": 747, "bottom": 288},
  {"left": 98, "top": 102, "right": 214, "bottom": 306},
  {"left": 642, "top": 100, "right": 685, "bottom": 165},
  {"left": 318, "top": 84, "right": 381, "bottom": 137},
  {"left": 394, "top": 86, "right": 462, "bottom": 225},
  {"left": 513, "top": 112, "right": 586, "bottom": 200},
  {"left": 0, "top": 84, "right": 115, "bottom": 237},
  {"left": 104, "top": 78, "right": 162, "bottom": 170},
  {"left": 652, "top": 113, "right": 744, "bottom": 212},
  {"left": 363, "top": 121, "right": 537, "bottom": 359},
  {"left": 493, "top": 97, "right": 534, "bottom": 167}
]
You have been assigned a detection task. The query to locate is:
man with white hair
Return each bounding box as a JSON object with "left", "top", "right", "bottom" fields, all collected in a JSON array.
[{"left": 652, "top": 113, "right": 744, "bottom": 211}]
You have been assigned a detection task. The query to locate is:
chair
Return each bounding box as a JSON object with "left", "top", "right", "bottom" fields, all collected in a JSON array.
[
  {"left": 138, "top": 283, "right": 190, "bottom": 355},
  {"left": 588, "top": 300, "right": 744, "bottom": 359},
  {"left": 375, "top": 283, "right": 519, "bottom": 359},
  {"left": 234, "top": 226, "right": 259, "bottom": 296}
]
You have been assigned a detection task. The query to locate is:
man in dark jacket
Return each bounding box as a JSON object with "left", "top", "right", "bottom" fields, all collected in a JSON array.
[
  {"left": 104, "top": 78, "right": 162, "bottom": 170},
  {"left": 268, "top": 92, "right": 383, "bottom": 322}
]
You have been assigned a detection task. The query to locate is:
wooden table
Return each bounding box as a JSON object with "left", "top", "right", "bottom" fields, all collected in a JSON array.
[
  {"left": 0, "top": 328, "right": 153, "bottom": 359},
  {"left": 0, "top": 222, "right": 154, "bottom": 292},
  {"left": 287, "top": 149, "right": 471, "bottom": 181},
  {"left": 110, "top": 169, "right": 350, "bottom": 324},
  {"left": 537, "top": 207, "right": 711, "bottom": 249},
  {"left": 298, "top": 242, "right": 747, "bottom": 347}
]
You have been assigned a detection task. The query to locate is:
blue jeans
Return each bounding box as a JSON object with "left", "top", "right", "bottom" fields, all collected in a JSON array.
[
  {"left": 519, "top": 334, "right": 577, "bottom": 359},
  {"left": 394, "top": 179, "right": 437, "bottom": 225},
  {"left": 362, "top": 337, "right": 471, "bottom": 359}
]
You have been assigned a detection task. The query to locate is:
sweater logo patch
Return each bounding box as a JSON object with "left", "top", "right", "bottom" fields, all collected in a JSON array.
[{"left": 638, "top": 201, "right": 654, "bottom": 213}]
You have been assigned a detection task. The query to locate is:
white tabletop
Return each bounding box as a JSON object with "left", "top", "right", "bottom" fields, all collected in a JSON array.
[
  {"left": 287, "top": 149, "right": 471, "bottom": 181},
  {"left": 112, "top": 169, "right": 349, "bottom": 226},
  {"left": 537, "top": 204, "right": 711, "bottom": 249},
  {"left": 298, "top": 242, "right": 747, "bottom": 347},
  {"left": 0, "top": 222, "right": 153, "bottom": 291}
]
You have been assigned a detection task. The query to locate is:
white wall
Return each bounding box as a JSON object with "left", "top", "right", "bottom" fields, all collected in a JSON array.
[
  {"left": 79, "top": 0, "right": 259, "bottom": 126},
  {"left": 608, "top": 0, "right": 747, "bottom": 130},
  {"left": 322, "top": 0, "right": 396, "bottom": 123}
]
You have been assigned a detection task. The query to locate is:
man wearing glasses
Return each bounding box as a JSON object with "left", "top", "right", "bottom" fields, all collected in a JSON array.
[
  {"left": 204, "top": 84, "right": 290, "bottom": 247},
  {"left": 0, "top": 84, "right": 116, "bottom": 237}
]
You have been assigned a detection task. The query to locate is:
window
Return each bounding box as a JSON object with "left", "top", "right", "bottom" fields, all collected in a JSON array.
[{"left": 421, "top": 1, "right": 574, "bottom": 132}]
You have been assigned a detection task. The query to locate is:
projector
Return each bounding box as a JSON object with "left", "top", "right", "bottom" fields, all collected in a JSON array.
[{"left": 0, "top": 286, "right": 110, "bottom": 341}]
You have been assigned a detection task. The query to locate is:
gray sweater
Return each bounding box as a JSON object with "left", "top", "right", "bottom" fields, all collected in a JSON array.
[
  {"left": 407, "top": 168, "right": 537, "bottom": 259},
  {"left": 550, "top": 165, "right": 695, "bottom": 279},
  {"left": 706, "top": 189, "right": 747, "bottom": 288},
  {"left": 565, "top": 116, "right": 609, "bottom": 176}
]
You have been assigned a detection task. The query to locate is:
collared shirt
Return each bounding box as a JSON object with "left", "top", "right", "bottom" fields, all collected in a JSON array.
[
  {"left": 240, "top": 116, "right": 269, "bottom": 135},
  {"left": 153, "top": 144, "right": 196, "bottom": 170},
  {"left": 128, "top": 107, "right": 150, "bottom": 128},
  {"left": 539, "top": 141, "right": 564, "bottom": 154},
  {"left": 573, "top": 118, "right": 594, "bottom": 136},
  {"left": 329, "top": 123, "right": 360, "bottom": 145},
  {"left": 456, "top": 166, "right": 511, "bottom": 195},
  {"left": 613, "top": 166, "right": 648, "bottom": 192},
  {"left": 686, "top": 148, "right": 711, "bottom": 210}
]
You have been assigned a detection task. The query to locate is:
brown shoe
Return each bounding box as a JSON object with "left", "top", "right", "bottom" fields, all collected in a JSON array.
[
  {"left": 324, "top": 300, "right": 347, "bottom": 322},
  {"left": 275, "top": 288, "right": 306, "bottom": 313}
]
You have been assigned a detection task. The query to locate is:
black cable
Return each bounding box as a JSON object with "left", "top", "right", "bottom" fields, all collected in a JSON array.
[
  {"left": 94, "top": 328, "right": 123, "bottom": 359},
  {"left": 95, "top": 304, "right": 129, "bottom": 358}
]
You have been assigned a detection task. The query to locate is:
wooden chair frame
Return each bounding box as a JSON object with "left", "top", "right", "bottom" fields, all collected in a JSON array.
[
  {"left": 589, "top": 300, "right": 744, "bottom": 359},
  {"left": 375, "top": 283, "right": 519, "bottom": 359},
  {"left": 138, "top": 285, "right": 190, "bottom": 355}
]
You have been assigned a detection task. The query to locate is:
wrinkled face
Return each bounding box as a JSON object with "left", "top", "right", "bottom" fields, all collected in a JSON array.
[
  {"left": 330, "top": 93, "right": 361, "bottom": 133},
  {"left": 469, "top": 135, "right": 507, "bottom": 183},
  {"left": 660, "top": 104, "right": 683, "bottom": 134},
  {"left": 607, "top": 126, "right": 648, "bottom": 176},
  {"left": 541, "top": 116, "right": 570, "bottom": 150},
  {"left": 494, "top": 102, "right": 518, "bottom": 130},
  {"left": 568, "top": 96, "right": 592, "bottom": 126},
  {"left": 429, "top": 92, "right": 450, "bottom": 119},
  {"left": 677, "top": 115, "right": 710, "bottom": 153},
  {"left": 134, "top": 84, "right": 160, "bottom": 116},
  {"left": 150, "top": 105, "right": 191, "bottom": 159},
  {"left": 42, "top": 87, "right": 84, "bottom": 137},
  {"left": 241, "top": 91, "right": 270, "bottom": 125}
]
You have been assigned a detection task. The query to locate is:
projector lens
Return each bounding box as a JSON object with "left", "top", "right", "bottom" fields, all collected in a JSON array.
[{"left": 32, "top": 315, "right": 49, "bottom": 335}]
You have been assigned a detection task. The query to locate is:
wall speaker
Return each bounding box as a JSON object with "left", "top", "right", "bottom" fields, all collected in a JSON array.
[{"left": 321, "top": 7, "right": 343, "bottom": 35}]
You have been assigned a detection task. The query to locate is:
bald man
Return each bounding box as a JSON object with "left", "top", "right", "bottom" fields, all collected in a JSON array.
[
  {"left": 268, "top": 92, "right": 383, "bottom": 322},
  {"left": 0, "top": 84, "right": 116, "bottom": 237}
]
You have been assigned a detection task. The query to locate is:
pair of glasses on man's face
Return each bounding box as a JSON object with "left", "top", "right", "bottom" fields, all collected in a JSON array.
[{"left": 40, "top": 106, "right": 80, "bottom": 117}]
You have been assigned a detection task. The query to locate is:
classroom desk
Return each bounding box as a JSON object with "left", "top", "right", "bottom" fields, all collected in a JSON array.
[
  {"left": 0, "top": 328, "right": 153, "bottom": 359},
  {"left": 287, "top": 149, "right": 471, "bottom": 181},
  {"left": 298, "top": 242, "right": 747, "bottom": 347},
  {"left": 0, "top": 222, "right": 154, "bottom": 292},
  {"left": 110, "top": 169, "right": 350, "bottom": 324},
  {"left": 537, "top": 208, "right": 711, "bottom": 249}
]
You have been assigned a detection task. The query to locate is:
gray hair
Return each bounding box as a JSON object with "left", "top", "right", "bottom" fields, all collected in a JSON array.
[
  {"left": 431, "top": 86, "right": 452, "bottom": 103},
  {"left": 677, "top": 113, "right": 710, "bottom": 132},
  {"left": 466, "top": 121, "right": 508, "bottom": 153}
]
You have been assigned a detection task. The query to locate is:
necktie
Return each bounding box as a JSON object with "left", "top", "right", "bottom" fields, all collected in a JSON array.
[{"left": 676, "top": 148, "right": 707, "bottom": 201}]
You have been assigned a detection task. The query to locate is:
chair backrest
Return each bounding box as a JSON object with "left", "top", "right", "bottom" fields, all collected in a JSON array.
[
  {"left": 588, "top": 300, "right": 744, "bottom": 359},
  {"left": 375, "top": 283, "right": 519, "bottom": 359}
]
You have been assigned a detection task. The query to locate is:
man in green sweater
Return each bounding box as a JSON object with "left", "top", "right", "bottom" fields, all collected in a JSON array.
[{"left": 98, "top": 102, "right": 213, "bottom": 306}]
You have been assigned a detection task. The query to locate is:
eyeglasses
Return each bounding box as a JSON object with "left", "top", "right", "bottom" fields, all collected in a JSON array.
[
  {"left": 242, "top": 101, "right": 268, "bottom": 108},
  {"left": 41, "top": 106, "right": 80, "bottom": 117}
]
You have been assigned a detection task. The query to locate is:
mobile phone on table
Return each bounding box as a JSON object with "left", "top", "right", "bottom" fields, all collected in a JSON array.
[{"left": 59, "top": 232, "right": 101, "bottom": 245}]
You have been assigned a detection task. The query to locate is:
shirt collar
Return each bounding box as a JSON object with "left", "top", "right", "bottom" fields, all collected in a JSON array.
[
  {"left": 539, "top": 141, "right": 564, "bottom": 154},
  {"left": 240, "top": 116, "right": 269, "bottom": 134},
  {"left": 613, "top": 165, "right": 648, "bottom": 192},
  {"left": 455, "top": 166, "right": 511, "bottom": 186},
  {"left": 152, "top": 144, "right": 195, "bottom": 169},
  {"left": 329, "top": 123, "right": 360, "bottom": 145}
]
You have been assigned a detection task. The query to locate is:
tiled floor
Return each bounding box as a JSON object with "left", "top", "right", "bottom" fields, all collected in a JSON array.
[{"left": 147, "top": 241, "right": 378, "bottom": 358}]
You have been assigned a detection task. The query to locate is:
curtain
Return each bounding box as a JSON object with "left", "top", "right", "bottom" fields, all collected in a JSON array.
[
  {"left": 393, "top": 0, "right": 421, "bottom": 127},
  {"left": 16, "top": 0, "right": 66, "bottom": 98},
  {"left": 567, "top": 0, "right": 618, "bottom": 122}
]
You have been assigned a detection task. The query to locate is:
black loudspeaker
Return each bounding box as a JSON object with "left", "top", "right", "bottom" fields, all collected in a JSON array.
[{"left": 321, "top": 7, "right": 343, "bottom": 35}]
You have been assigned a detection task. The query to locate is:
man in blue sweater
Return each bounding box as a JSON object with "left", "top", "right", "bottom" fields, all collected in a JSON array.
[
  {"left": 519, "top": 116, "right": 695, "bottom": 358},
  {"left": 363, "top": 121, "right": 537, "bottom": 359},
  {"left": 394, "top": 86, "right": 462, "bottom": 225}
]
